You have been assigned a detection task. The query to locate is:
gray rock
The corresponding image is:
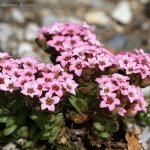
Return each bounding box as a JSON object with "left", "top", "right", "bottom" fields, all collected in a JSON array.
[
  {"left": 11, "top": 9, "right": 25, "bottom": 23},
  {"left": 112, "top": 1, "right": 132, "bottom": 24},
  {"left": 85, "top": 11, "right": 110, "bottom": 26},
  {"left": 41, "top": 10, "right": 58, "bottom": 26},
  {"left": 25, "top": 23, "right": 39, "bottom": 41},
  {"left": 106, "top": 33, "right": 127, "bottom": 50}
]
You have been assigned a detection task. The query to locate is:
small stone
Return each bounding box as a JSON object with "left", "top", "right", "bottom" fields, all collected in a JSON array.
[
  {"left": 112, "top": 1, "right": 132, "bottom": 24},
  {"left": 142, "top": 87, "right": 150, "bottom": 96},
  {"left": 41, "top": 10, "right": 58, "bottom": 26},
  {"left": 107, "top": 33, "right": 127, "bottom": 50},
  {"left": 25, "top": 23, "right": 39, "bottom": 41},
  {"left": 3, "top": 143, "right": 17, "bottom": 150},
  {"left": 18, "top": 43, "right": 37, "bottom": 57},
  {"left": 85, "top": 11, "right": 110, "bottom": 26},
  {"left": 11, "top": 9, "right": 25, "bottom": 23}
]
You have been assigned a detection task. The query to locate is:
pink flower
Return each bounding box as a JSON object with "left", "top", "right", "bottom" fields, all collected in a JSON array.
[
  {"left": 136, "top": 64, "right": 149, "bottom": 79},
  {"left": 15, "top": 76, "right": 34, "bottom": 88},
  {"left": 100, "top": 82, "right": 118, "bottom": 96},
  {"left": 47, "top": 80, "right": 63, "bottom": 97},
  {"left": 36, "top": 78, "right": 47, "bottom": 97},
  {"left": 58, "top": 72, "right": 73, "bottom": 82},
  {"left": 69, "top": 58, "right": 85, "bottom": 76},
  {"left": 100, "top": 95, "right": 120, "bottom": 111},
  {"left": 47, "top": 36, "right": 65, "bottom": 51},
  {"left": 97, "top": 54, "right": 112, "bottom": 71},
  {"left": 40, "top": 92, "right": 60, "bottom": 112},
  {"left": 4, "top": 78, "right": 15, "bottom": 92},
  {"left": 63, "top": 35, "right": 81, "bottom": 49},
  {"left": 21, "top": 82, "right": 38, "bottom": 98},
  {"left": 118, "top": 107, "right": 127, "bottom": 116},
  {"left": 56, "top": 51, "right": 73, "bottom": 67},
  {"left": 62, "top": 79, "right": 78, "bottom": 95}
]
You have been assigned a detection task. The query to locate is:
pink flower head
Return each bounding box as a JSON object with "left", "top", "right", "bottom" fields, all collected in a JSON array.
[
  {"left": 62, "top": 79, "right": 78, "bottom": 95},
  {"left": 47, "top": 36, "right": 65, "bottom": 51},
  {"left": 47, "top": 79, "right": 63, "bottom": 97},
  {"left": 56, "top": 51, "right": 73, "bottom": 67},
  {"left": 40, "top": 92, "right": 60, "bottom": 112},
  {"left": 21, "top": 81, "right": 38, "bottom": 98},
  {"left": 100, "top": 95, "right": 120, "bottom": 111},
  {"left": 69, "top": 58, "right": 85, "bottom": 76}
]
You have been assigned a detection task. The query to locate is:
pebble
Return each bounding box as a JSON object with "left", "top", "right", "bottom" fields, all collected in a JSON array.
[
  {"left": 25, "top": 23, "right": 39, "bottom": 41},
  {"left": 106, "top": 33, "right": 127, "bottom": 50},
  {"left": 85, "top": 11, "right": 110, "bottom": 26},
  {"left": 112, "top": 1, "right": 132, "bottom": 24},
  {"left": 18, "top": 43, "right": 36, "bottom": 57},
  {"left": 41, "top": 10, "right": 58, "bottom": 26},
  {"left": 11, "top": 9, "right": 25, "bottom": 23},
  {"left": 2, "top": 143, "right": 18, "bottom": 150}
]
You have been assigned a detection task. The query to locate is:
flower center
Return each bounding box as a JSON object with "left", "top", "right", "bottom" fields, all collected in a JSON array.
[
  {"left": 64, "top": 56, "right": 71, "bottom": 61},
  {"left": 0, "top": 78, "right": 4, "bottom": 84},
  {"left": 46, "top": 98, "right": 53, "bottom": 105},
  {"left": 104, "top": 88, "right": 109, "bottom": 93},
  {"left": 8, "top": 83, "right": 14, "bottom": 89},
  {"left": 55, "top": 41, "right": 62, "bottom": 46},
  {"left": 38, "top": 84, "right": 43, "bottom": 90},
  {"left": 27, "top": 88, "right": 34, "bottom": 94},
  {"left": 76, "top": 63, "right": 82, "bottom": 70},
  {"left": 106, "top": 97, "right": 114, "bottom": 104},
  {"left": 52, "top": 84, "right": 59, "bottom": 91}
]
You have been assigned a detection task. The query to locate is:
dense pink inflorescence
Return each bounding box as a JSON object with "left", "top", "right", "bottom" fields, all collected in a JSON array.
[
  {"left": 0, "top": 52, "right": 78, "bottom": 112},
  {"left": 116, "top": 49, "right": 150, "bottom": 79},
  {"left": 37, "top": 22, "right": 117, "bottom": 77},
  {"left": 96, "top": 73, "right": 147, "bottom": 116}
]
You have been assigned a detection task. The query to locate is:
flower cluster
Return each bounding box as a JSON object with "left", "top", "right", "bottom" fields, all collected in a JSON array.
[
  {"left": 0, "top": 52, "right": 78, "bottom": 112},
  {"left": 116, "top": 49, "right": 150, "bottom": 79},
  {"left": 37, "top": 22, "right": 102, "bottom": 52},
  {"left": 96, "top": 73, "right": 147, "bottom": 116},
  {"left": 37, "top": 23, "right": 117, "bottom": 77}
]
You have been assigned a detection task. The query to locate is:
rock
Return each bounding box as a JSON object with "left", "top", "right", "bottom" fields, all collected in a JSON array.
[
  {"left": 85, "top": 11, "right": 110, "bottom": 26},
  {"left": 142, "top": 87, "right": 150, "bottom": 96},
  {"left": 106, "top": 33, "right": 127, "bottom": 50},
  {"left": 2, "top": 143, "right": 18, "bottom": 150},
  {"left": 18, "top": 43, "right": 37, "bottom": 57},
  {"left": 112, "top": 1, "right": 132, "bottom": 24},
  {"left": 41, "top": 10, "right": 58, "bottom": 26},
  {"left": 25, "top": 23, "right": 39, "bottom": 41},
  {"left": 11, "top": 9, "right": 25, "bottom": 23}
]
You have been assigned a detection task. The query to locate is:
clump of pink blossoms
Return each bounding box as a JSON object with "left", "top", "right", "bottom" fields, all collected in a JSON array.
[
  {"left": 0, "top": 52, "right": 78, "bottom": 112},
  {"left": 37, "top": 22, "right": 117, "bottom": 77},
  {"left": 96, "top": 73, "right": 147, "bottom": 116},
  {"left": 36, "top": 22, "right": 149, "bottom": 117}
]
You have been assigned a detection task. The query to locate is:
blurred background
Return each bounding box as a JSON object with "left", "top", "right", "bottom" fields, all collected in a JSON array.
[{"left": 0, "top": 0, "right": 150, "bottom": 63}]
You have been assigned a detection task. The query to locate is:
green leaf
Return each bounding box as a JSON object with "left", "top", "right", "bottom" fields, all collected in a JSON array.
[
  {"left": 69, "top": 96, "right": 87, "bottom": 113},
  {"left": 50, "top": 126, "right": 59, "bottom": 136},
  {"left": 29, "top": 125, "right": 37, "bottom": 139},
  {"left": 48, "top": 135, "right": 57, "bottom": 143},
  {"left": 0, "top": 108, "right": 9, "bottom": 115},
  {"left": 2, "top": 124, "right": 17, "bottom": 136},
  {"left": 17, "top": 126, "right": 28, "bottom": 138},
  {"left": 24, "top": 141, "right": 34, "bottom": 148},
  {"left": 93, "top": 122, "right": 104, "bottom": 131},
  {"left": 54, "top": 114, "right": 63, "bottom": 126},
  {"left": 0, "top": 115, "right": 8, "bottom": 123},
  {"left": 99, "top": 132, "right": 110, "bottom": 138},
  {"left": 6, "top": 117, "right": 16, "bottom": 127},
  {"left": 38, "top": 131, "right": 51, "bottom": 140}
]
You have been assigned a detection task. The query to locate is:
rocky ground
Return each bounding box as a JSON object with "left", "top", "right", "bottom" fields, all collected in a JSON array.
[{"left": 0, "top": 0, "right": 150, "bottom": 63}]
